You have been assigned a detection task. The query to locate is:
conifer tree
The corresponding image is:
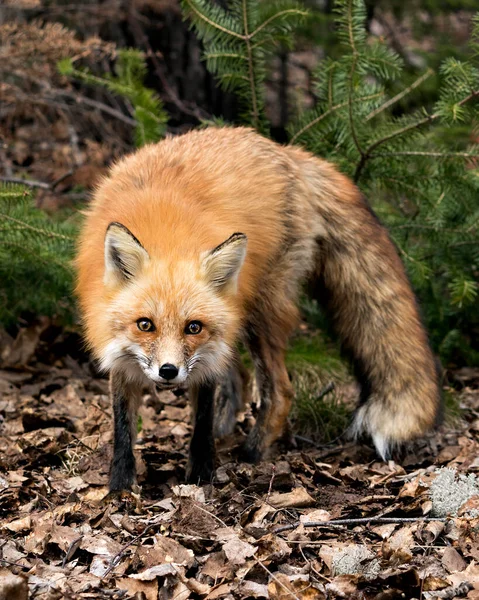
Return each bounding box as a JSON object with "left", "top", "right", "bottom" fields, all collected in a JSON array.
[
  {"left": 58, "top": 49, "right": 168, "bottom": 146},
  {"left": 0, "top": 50, "right": 168, "bottom": 324},
  {"left": 184, "top": 0, "right": 479, "bottom": 362},
  {"left": 181, "top": 0, "right": 308, "bottom": 131},
  {"left": 1, "top": 1, "right": 478, "bottom": 363},
  {"left": 0, "top": 185, "right": 76, "bottom": 323}
]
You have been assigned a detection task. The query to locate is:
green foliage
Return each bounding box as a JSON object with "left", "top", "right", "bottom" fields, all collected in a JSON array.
[
  {"left": 58, "top": 49, "right": 168, "bottom": 146},
  {"left": 0, "top": 185, "right": 76, "bottom": 324},
  {"left": 286, "top": 333, "right": 351, "bottom": 441},
  {"left": 2, "top": 0, "right": 478, "bottom": 369},
  {"left": 181, "top": 0, "right": 308, "bottom": 131},
  {"left": 286, "top": 0, "right": 479, "bottom": 364}
]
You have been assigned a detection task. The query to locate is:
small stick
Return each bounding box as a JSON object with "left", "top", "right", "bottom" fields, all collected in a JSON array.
[
  {"left": 254, "top": 557, "right": 301, "bottom": 600},
  {"left": 0, "top": 558, "right": 30, "bottom": 571},
  {"left": 102, "top": 523, "right": 156, "bottom": 578},
  {"left": 317, "top": 381, "right": 335, "bottom": 400},
  {"left": 266, "top": 465, "right": 276, "bottom": 502},
  {"left": 62, "top": 535, "right": 83, "bottom": 567},
  {"left": 273, "top": 515, "right": 446, "bottom": 534}
]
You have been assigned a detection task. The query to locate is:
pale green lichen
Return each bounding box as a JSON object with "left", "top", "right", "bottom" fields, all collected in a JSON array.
[
  {"left": 332, "top": 545, "right": 381, "bottom": 577},
  {"left": 429, "top": 468, "right": 479, "bottom": 517}
]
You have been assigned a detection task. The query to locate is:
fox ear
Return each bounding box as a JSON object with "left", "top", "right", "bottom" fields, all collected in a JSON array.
[
  {"left": 202, "top": 232, "right": 247, "bottom": 291},
  {"left": 104, "top": 222, "right": 149, "bottom": 285}
]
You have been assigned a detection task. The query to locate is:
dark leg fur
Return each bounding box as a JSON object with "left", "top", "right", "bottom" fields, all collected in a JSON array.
[
  {"left": 214, "top": 357, "right": 249, "bottom": 438},
  {"left": 186, "top": 382, "right": 216, "bottom": 483},
  {"left": 241, "top": 327, "right": 293, "bottom": 463},
  {"left": 109, "top": 372, "right": 141, "bottom": 492}
]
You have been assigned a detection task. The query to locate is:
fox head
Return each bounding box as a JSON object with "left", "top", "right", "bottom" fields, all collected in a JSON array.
[{"left": 97, "top": 222, "right": 247, "bottom": 389}]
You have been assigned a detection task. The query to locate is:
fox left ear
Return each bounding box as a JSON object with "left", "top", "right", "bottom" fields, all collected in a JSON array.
[
  {"left": 202, "top": 232, "right": 247, "bottom": 291},
  {"left": 104, "top": 222, "right": 150, "bottom": 285}
]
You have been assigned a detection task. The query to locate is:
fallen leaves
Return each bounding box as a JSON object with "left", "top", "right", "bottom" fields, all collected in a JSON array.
[{"left": 2, "top": 326, "right": 479, "bottom": 598}]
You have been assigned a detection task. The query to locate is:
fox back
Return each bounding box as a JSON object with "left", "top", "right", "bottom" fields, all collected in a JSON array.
[{"left": 76, "top": 127, "right": 440, "bottom": 488}]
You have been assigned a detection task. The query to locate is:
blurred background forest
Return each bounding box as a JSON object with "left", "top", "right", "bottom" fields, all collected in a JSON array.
[{"left": 1, "top": 0, "right": 478, "bottom": 435}]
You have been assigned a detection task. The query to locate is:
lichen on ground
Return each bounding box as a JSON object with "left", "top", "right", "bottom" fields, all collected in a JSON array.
[
  {"left": 332, "top": 545, "right": 381, "bottom": 577},
  {"left": 429, "top": 468, "right": 479, "bottom": 517}
]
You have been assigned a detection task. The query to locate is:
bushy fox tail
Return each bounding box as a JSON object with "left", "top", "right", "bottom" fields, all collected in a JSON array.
[{"left": 303, "top": 158, "right": 442, "bottom": 459}]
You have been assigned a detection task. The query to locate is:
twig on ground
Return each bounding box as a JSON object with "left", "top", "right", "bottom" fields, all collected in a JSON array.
[
  {"left": 254, "top": 556, "right": 302, "bottom": 600},
  {"left": 266, "top": 464, "right": 276, "bottom": 502},
  {"left": 102, "top": 523, "right": 157, "bottom": 578},
  {"left": 194, "top": 503, "right": 228, "bottom": 528},
  {"left": 273, "top": 515, "right": 446, "bottom": 534},
  {"left": 62, "top": 535, "right": 83, "bottom": 567},
  {"left": 0, "top": 558, "right": 30, "bottom": 571},
  {"left": 317, "top": 381, "right": 335, "bottom": 400}
]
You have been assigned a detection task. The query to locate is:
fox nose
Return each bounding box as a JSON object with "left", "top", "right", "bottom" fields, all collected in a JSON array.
[{"left": 159, "top": 363, "right": 179, "bottom": 381}]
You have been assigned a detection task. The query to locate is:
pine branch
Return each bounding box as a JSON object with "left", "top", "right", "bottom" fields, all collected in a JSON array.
[
  {"left": 0, "top": 177, "right": 50, "bottom": 190},
  {"left": 365, "top": 68, "right": 434, "bottom": 122},
  {"left": 249, "top": 8, "right": 309, "bottom": 38},
  {"left": 182, "top": 0, "right": 307, "bottom": 130},
  {"left": 354, "top": 89, "right": 479, "bottom": 182},
  {"left": 289, "top": 92, "right": 383, "bottom": 144},
  {"left": 0, "top": 212, "right": 75, "bottom": 242}
]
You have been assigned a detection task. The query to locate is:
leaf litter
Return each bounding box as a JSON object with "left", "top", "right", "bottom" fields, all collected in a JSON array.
[{"left": 1, "top": 323, "right": 479, "bottom": 598}]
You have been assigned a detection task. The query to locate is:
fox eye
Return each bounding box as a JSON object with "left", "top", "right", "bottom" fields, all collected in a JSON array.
[
  {"left": 137, "top": 318, "right": 155, "bottom": 332},
  {"left": 185, "top": 321, "right": 202, "bottom": 335}
]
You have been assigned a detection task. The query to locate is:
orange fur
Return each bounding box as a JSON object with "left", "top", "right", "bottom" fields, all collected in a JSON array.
[{"left": 76, "top": 126, "right": 441, "bottom": 475}]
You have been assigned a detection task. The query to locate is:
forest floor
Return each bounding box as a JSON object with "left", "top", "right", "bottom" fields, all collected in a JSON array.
[{"left": 1, "top": 322, "right": 479, "bottom": 600}]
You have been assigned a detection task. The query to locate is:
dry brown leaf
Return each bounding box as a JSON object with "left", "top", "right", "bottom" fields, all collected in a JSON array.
[
  {"left": 459, "top": 495, "right": 479, "bottom": 517},
  {"left": 239, "top": 580, "right": 269, "bottom": 598},
  {"left": 172, "top": 484, "right": 206, "bottom": 503},
  {"left": 49, "top": 475, "right": 88, "bottom": 496},
  {"left": 423, "top": 574, "right": 450, "bottom": 591},
  {"left": 206, "top": 582, "right": 232, "bottom": 599},
  {"left": 442, "top": 547, "right": 467, "bottom": 573},
  {"left": 80, "top": 533, "right": 122, "bottom": 557},
  {"left": 49, "top": 524, "right": 82, "bottom": 553},
  {"left": 115, "top": 577, "right": 158, "bottom": 600},
  {"left": 300, "top": 508, "right": 331, "bottom": 523},
  {"left": 139, "top": 534, "right": 195, "bottom": 568},
  {"left": 130, "top": 563, "right": 179, "bottom": 581},
  {"left": 201, "top": 551, "right": 234, "bottom": 581},
  {"left": 371, "top": 523, "right": 397, "bottom": 539},
  {"left": 447, "top": 561, "right": 479, "bottom": 589},
  {"left": 268, "top": 486, "right": 315, "bottom": 508},
  {"left": 2, "top": 318, "right": 49, "bottom": 368},
  {"left": 326, "top": 574, "right": 360, "bottom": 596},
  {"left": 417, "top": 520, "right": 444, "bottom": 544},
  {"left": 383, "top": 524, "right": 416, "bottom": 561},
  {"left": 222, "top": 536, "right": 257, "bottom": 566},
  {"left": 256, "top": 534, "right": 291, "bottom": 562},
  {"left": 4, "top": 515, "right": 32, "bottom": 533}
]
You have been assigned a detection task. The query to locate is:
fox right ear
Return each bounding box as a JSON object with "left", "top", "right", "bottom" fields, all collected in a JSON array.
[
  {"left": 201, "top": 232, "right": 247, "bottom": 291},
  {"left": 104, "top": 222, "right": 149, "bottom": 285}
]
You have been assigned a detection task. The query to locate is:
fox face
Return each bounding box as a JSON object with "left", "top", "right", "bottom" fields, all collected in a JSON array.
[{"left": 97, "top": 223, "right": 247, "bottom": 389}]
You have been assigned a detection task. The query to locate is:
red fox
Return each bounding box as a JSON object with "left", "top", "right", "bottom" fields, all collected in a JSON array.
[{"left": 76, "top": 127, "right": 441, "bottom": 490}]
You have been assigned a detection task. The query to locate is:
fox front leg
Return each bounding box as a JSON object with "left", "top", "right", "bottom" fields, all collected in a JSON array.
[
  {"left": 186, "top": 382, "right": 216, "bottom": 483},
  {"left": 109, "top": 371, "right": 142, "bottom": 492},
  {"left": 242, "top": 329, "right": 293, "bottom": 463}
]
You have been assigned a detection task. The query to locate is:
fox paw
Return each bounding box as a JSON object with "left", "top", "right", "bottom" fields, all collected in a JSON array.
[
  {"left": 238, "top": 427, "right": 266, "bottom": 463},
  {"left": 186, "top": 457, "right": 215, "bottom": 484},
  {"left": 101, "top": 487, "right": 142, "bottom": 511}
]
